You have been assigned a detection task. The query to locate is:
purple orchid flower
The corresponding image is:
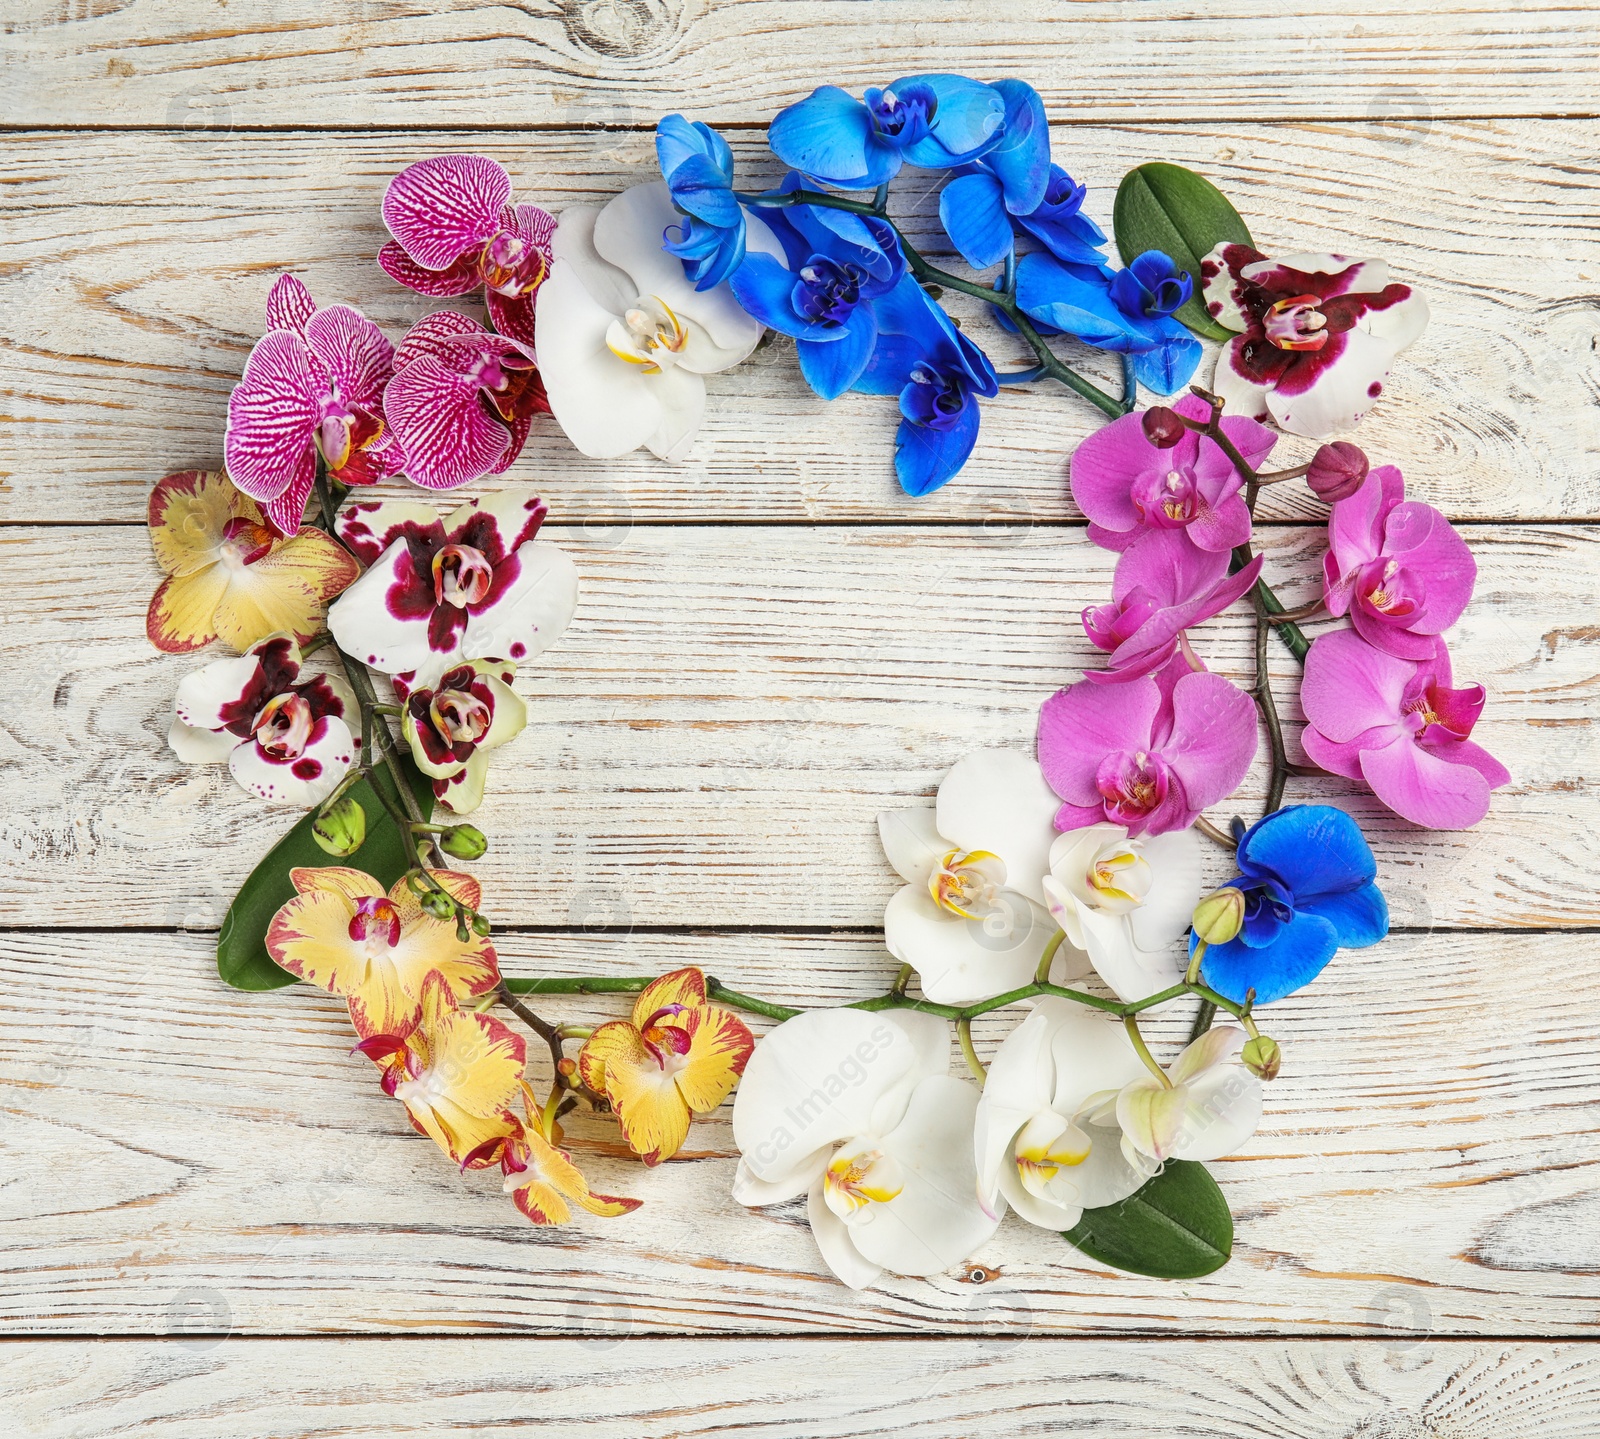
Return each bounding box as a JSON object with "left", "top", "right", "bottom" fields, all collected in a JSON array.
[
  {"left": 383, "top": 312, "right": 549, "bottom": 492},
  {"left": 1083, "top": 529, "right": 1265, "bottom": 683},
  {"left": 379, "top": 154, "right": 555, "bottom": 348},
  {"left": 224, "top": 275, "right": 403, "bottom": 535},
  {"left": 1322, "top": 463, "right": 1475, "bottom": 660},
  {"left": 1071, "top": 394, "right": 1276, "bottom": 555},
  {"left": 1300, "top": 629, "right": 1509, "bottom": 829},
  {"left": 1037, "top": 662, "right": 1258, "bottom": 837}
]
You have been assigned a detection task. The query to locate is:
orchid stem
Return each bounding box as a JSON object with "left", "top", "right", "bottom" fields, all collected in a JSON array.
[
  {"left": 1124, "top": 1015, "right": 1172, "bottom": 1088},
  {"left": 1035, "top": 929, "right": 1066, "bottom": 984},
  {"left": 957, "top": 1017, "right": 987, "bottom": 1084},
  {"left": 1194, "top": 815, "right": 1236, "bottom": 850}
]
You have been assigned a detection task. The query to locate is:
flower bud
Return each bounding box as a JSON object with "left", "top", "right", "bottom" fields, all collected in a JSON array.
[
  {"left": 1191, "top": 886, "right": 1246, "bottom": 946},
  {"left": 311, "top": 795, "right": 366, "bottom": 857},
  {"left": 1307, "top": 441, "right": 1369, "bottom": 502},
  {"left": 471, "top": 912, "right": 492, "bottom": 937},
  {"left": 420, "top": 890, "right": 456, "bottom": 921},
  {"left": 1140, "top": 405, "right": 1187, "bottom": 449},
  {"left": 438, "top": 824, "right": 488, "bottom": 861},
  {"left": 1241, "top": 1034, "right": 1282, "bottom": 1081}
]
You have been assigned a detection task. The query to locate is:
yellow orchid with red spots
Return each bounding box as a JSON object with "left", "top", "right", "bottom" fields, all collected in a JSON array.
[
  {"left": 147, "top": 468, "right": 358, "bottom": 654},
  {"left": 577, "top": 967, "right": 754, "bottom": 1165},
  {"left": 266, "top": 866, "right": 499, "bottom": 1038}
]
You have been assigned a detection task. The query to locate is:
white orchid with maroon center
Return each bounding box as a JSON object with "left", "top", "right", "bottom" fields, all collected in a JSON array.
[
  {"left": 402, "top": 658, "right": 527, "bottom": 814},
  {"left": 169, "top": 633, "right": 359, "bottom": 805},
  {"left": 1201, "top": 243, "right": 1429, "bottom": 439},
  {"left": 328, "top": 489, "right": 578, "bottom": 694}
]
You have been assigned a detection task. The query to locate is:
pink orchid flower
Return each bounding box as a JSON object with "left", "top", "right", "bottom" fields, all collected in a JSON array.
[
  {"left": 384, "top": 312, "right": 549, "bottom": 491},
  {"left": 1301, "top": 629, "right": 1508, "bottom": 829},
  {"left": 1322, "top": 463, "right": 1474, "bottom": 660},
  {"left": 1071, "top": 394, "right": 1275, "bottom": 555},
  {"left": 1038, "top": 663, "right": 1258, "bottom": 837},
  {"left": 379, "top": 154, "right": 555, "bottom": 348},
  {"left": 1083, "top": 529, "right": 1264, "bottom": 684},
  {"left": 224, "top": 276, "right": 403, "bottom": 535},
  {"left": 1202, "top": 244, "right": 1429, "bottom": 439},
  {"left": 327, "top": 489, "right": 578, "bottom": 693}
]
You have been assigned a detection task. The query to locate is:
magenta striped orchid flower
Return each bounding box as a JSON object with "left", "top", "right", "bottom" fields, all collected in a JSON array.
[
  {"left": 224, "top": 276, "right": 403, "bottom": 535},
  {"left": 378, "top": 154, "right": 555, "bottom": 348}
]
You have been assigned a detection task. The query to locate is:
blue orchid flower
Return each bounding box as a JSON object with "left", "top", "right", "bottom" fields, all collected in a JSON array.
[
  {"left": 935, "top": 80, "right": 1053, "bottom": 267},
  {"left": 656, "top": 114, "right": 745, "bottom": 289},
  {"left": 729, "top": 178, "right": 904, "bottom": 399},
  {"left": 1192, "top": 805, "right": 1390, "bottom": 1006},
  {"left": 769, "top": 74, "right": 1007, "bottom": 189}
]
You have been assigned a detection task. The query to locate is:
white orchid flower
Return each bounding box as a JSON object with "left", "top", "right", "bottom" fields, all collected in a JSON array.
[
  {"left": 1040, "top": 822, "right": 1203, "bottom": 1004},
  {"left": 730, "top": 1008, "right": 998, "bottom": 1291},
  {"left": 878, "top": 749, "right": 1087, "bottom": 1005},
  {"left": 1116, "top": 1025, "right": 1263, "bottom": 1166},
  {"left": 973, "top": 999, "right": 1159, "bottom": 1231},
  {"left": 536, "top": 181, "right": 774, "bottom": 461}
]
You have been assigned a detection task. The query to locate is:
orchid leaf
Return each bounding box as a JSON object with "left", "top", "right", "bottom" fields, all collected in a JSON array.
[
  {"left": 1112, "top": 163, "right": 1252, "bottom": 342},
  {"left": 1061, "top": 1158, "right": 1233, "bottom": 1278},
  {"left": 216, "top": 758, "right": 435, "bottom": 991}
]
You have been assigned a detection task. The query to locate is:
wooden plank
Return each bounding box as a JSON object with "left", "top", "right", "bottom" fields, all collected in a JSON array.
[
  {"left": 6, "top": 1340, "right": 1600, "bottom": 1439},
  {"left": 6, "top": 1, "right": 1597, "bottom": 128},
  {"left": 3, "top": 928, "right": 1598, "bottom": 1336},
  {"left": 2, "top": 122, "right": 1598, "bottom": 525},
  {"left": 0, "top": 522, "right": 1590, "bottom": 930}
]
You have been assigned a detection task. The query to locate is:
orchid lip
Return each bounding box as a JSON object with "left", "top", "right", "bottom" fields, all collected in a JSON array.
[
  {"left": 1264, "top": 293, "right": 1330, "bottom": 351},
  {"left": 430, "top": 686, "right": 492, "bottom": 744},
  {"left": 252, "top": 691, "right": 314, "bottom": 760},
  {"left": 432, "top": 543, "right": 494, "bottom": 608}
]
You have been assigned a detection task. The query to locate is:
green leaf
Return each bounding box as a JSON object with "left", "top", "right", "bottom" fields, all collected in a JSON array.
[
  {"left": 1061, "top": 1159, "right": 1233, "bottom": 1278},
  {"left": 215, "top": 759, "right": 435, "bottom": 991},
  {"left": 1113, "top": 163, "right": 1253, "bottom": 342}
]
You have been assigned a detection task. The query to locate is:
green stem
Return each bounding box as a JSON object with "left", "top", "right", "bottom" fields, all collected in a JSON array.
[
  {"left": 957, "top": 1017, "right": 987, "bottom": 1084},
  {"left": 1123, "top": 1014, "right": 1172, "bottom": 1087}
]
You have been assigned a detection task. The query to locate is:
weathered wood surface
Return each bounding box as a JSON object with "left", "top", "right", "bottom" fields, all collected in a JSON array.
[
  {"left": 3, "top": 929, "right": 1598, "bottom": 1336},
  {"left": 7, "top": 0, "right": 1598, "bottom": 128},
  {"left": 2, "top": 122, "right": 1598, "bottom": 526},
  {"left": 1, "top": 521, "right": 1590, "bottom": 929},
  {"left": 5, "top": 1338, "right": 1600, "bottom": 1438}
]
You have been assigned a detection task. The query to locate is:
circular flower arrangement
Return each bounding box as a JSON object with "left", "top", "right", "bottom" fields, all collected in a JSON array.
[{"left": 152, "top": 74, "right": 1505, "bottom": 1291}]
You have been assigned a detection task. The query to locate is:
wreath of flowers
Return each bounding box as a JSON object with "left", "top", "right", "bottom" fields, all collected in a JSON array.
[{"left": 149, "top": 73, "right": 1505, "bottom": 1289}]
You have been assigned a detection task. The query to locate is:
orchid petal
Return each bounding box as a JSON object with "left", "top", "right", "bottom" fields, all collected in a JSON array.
[
  {"left": 877, "top": 805, "right": 944, "bottom": 888},
  {"left": 224, "top": 330, "right": 320, "bottom": 503},
  {"left": 1359, "top": 732, "right": 1495, "bottom": 829},
  {"left": 806, "top": 1181, "right": 887, "bottom": 1289},
  {"left": 335, "top": 498, "right": 446, "bottom": 568},
  {"left": 385, "top": 354, "right": 511, "bottom": 491},
  {"left": 265, "top": 274, "right": 317, "bottom": 334},
  {"left": 228, "top": 714, "right": 356, "bottom": 806},
  {"left": 461, "top": 539, "right": 578, "bottom": 668},
  {"left": 936, "top": 748, "right": 1061, "bottom": 905},
  {"left": 883, "top": 884, "right": 1057, "bottom": 1006},
  {"left": 382, "top": 153, "right": 510, "bottom": 271}
]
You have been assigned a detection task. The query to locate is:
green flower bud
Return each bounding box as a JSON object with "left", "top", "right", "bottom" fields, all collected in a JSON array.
[
  {"left": 311, "top": 795, "right": 367, "bottom": 857},
  {"left": 1191, "top": 886, "right": 1246, "bottom": 946},
  {"left": 420, "top": 890, "right": 456, "bottom": 921},
  {"left": 438, "top": 824, "right": 488, "bottom": 861},
  {"left": 1241, "top": 1034, "right": 1281, "bottom": 1082},
  {"left": 471, "top": 912, "right": 492, "bottom": 938},
  {"left": 455, "top": 919, "right": 471, "bottom": 944}
]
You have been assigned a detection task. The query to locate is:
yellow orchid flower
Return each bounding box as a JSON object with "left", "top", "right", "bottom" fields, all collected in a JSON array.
[
  {"left": 577, "top": 967, "right": 754, "bottom": 1166},
  {"left": 147, "top": 468, "right": 358, "bottom": 653},
  {"left": 266, "top": 866, "right": 499, "bottom": 1039}
]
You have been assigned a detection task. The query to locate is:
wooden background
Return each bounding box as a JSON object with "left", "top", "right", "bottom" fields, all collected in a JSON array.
[{"left": 3, "top": 2, "right": 1599, "bottom": 1433}]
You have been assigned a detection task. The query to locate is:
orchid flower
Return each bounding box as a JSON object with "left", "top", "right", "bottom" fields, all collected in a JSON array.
[
  {"left": 535, "top": 182, "right": 768, "bottom": 461},
  {"left": 1321, "top": 464, "right": 1475, "bottom": 660},
  {"left": 401, "top": 658, "right": 527, "bottom": 814},
  {"left": 1041, "top": 822, "right": 1204, "bottom": 1003},
  {"left": 1083, "top": 530, "right": 1264, "bottom": 684},
  {"left": 266, "top": 867, "right": 499, "bottom": 1039},
  {"left": 877, "top": 749, "right": 1084, "bottom": 1004},
  {"left": 577, "top": 967, "right": 754, "bottom": 1166},
  {"left": 146, "top": 468, "right": 357, "bottom": 653},
  {"left": 168, "top": 633, "right": 359, "bottom": 805},
  {"left": 973, "top": 1000, "right": 1157, "bottom": 1230},
  {"left": 328, "top": 489, "right": 577, "bottom": 693},
  {"left": 224, "top": 275, "right": 402, "bottom": 534},
  {"left": 1302, "top": 630, "right": 1509, "bottom": 830},
  {"left": 356, "top": 969, "right": 527, "bottom": 1167},
  {"left": 1202, "top": 243, "right": 1429, "bottom": 438},
  {"left": 933, "top": 79, "right": 1054, "bottom": 267},
  {"left": 379, "top": 154, "right": 554, "bottom": 348},
  {"left": 731, "top": 1008, "right": 998, "bottom": 1290},
  {"left": 1188, "top": 803, "right": 1388, "bottom": 1004},
  {"left": 656, "top": 115, "right": 746, "bottom": 290},
  {"left": 1070, "top": 394, "right": 1276, "bottom": 555},
  {"left": 1038, "top": 664, "right": 1258, "bottom": 837},
  {"left": 384, "top": 312, "right": 548, "bottom": 492},
  {"left": 1116, "top": 1025, "right": 1263, "bottom": 1165}
]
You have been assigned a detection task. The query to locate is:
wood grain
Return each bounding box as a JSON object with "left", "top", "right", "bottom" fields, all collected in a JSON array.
[
  {"left": 2, "top": 123, "right": 1597, "bottom": 525},
  {"left": 3, "top": 928, "right": 1598, "bottom": 1336},
  {"left": 0, "top": 522, "right": 1588, "bottom": 929},
  {"left": 6, "top": 0, "right": 1597, "bottom": 128},
  {"left": 5, "top": 1338, "right": 1600, "bottom": 1437}
]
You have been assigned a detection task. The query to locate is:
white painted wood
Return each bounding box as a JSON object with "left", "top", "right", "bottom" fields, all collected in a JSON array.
[
  {"left": 0, "top": 522, "right": 1588, "bottom": 929},
  {"left": 2, "top": 929, "right": 1598, "bottom": 1336},
  {"left": 5, "top": 1338, "right": 1600, "bottom": 1437},
  {"left": 2, "top": 123, "right": 1597, "bottom": 524},
  {"left": 7, "top": 0, "right": 1596, "bottom": 127}
]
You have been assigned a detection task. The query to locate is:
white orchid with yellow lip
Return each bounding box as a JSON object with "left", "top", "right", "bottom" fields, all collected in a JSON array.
[{"left": 1116, "top": 1025, "right": 1263, "bottom": 1166}]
